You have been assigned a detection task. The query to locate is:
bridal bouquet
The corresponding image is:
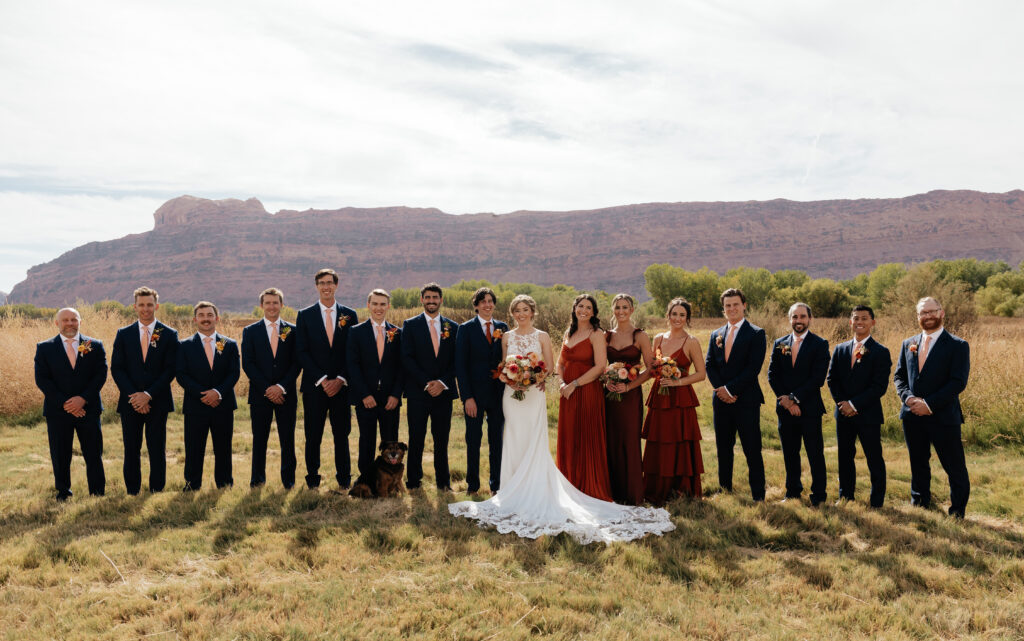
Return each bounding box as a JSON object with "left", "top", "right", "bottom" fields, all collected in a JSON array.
[
  {"left": 600, "top": 361, "right": 640, "bottom": 401},
  {"left": 651, "top": 353, "right": 683, "bottom": 395},
  {"left": 499, "top": 352, "right": 548, "bottom": 401}
]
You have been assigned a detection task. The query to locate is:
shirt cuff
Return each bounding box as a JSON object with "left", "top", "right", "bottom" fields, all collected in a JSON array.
[
  {"left": 316, "top": 375, "right": 327, "bottom": 387},
  {"left": 847, "top": 401, "right": 857, "bottom": 413},
  {"left": 143, "top": 391, "right": 152, "bottom": 399},
  {"left": 276, "top": 384, "right": 286, "bottom": 395},
  {"left": 213, "top": 389, "right": 222, "bottom": 400},
  {"left": 921, "top": 399, "right": 932, "bottom": 413},
  {"left": 336, "top": 376, "right": 347, "bottom": 386},
  {"left": 723, "top": 386, "right": 735, "bottom": 398}
]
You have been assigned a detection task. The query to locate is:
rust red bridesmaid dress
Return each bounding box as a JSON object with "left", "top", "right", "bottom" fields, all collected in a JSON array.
[
  {"left": 604, "top": 330, "right": 645, "bottom": 505},
  {"left": 642, "top": 342, "right": 704, "bottom": 504},
  {"left": 556, "top": 337, "right": 613, "bottom": 501}
]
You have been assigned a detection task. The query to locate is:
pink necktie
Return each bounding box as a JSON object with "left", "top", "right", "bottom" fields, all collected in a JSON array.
[
  {"left": 724, "top": 325, "right": 736, "bottom": 362},
  {"left": 791, "top": 336, "right": 802, "bottom": 366},
  {"left": 485, "top": 321, "right": 492, "bottom": 344},
  {"left": 65, "top": 338, "right": 77, "bottom": 369},
  {"left": 270, "top": 323, "right": 279, "bottom": 357},
  {"left": 141, "top": 326, "right": 150, "bottom": 362},
  {"left": 918, "top": 335, "right": 931, "bottom": 372},
  {"left": 324, "top": 308, "right": 334, "bottom": 347},
  {"left": 376, "top": 324, "right": 385, "bottom": 361},
  {"left": 430, "top": 319, "right": 440, "bottom": 356},
  {"left": 204, "top": 336, "right": 215, "bottom": 368}
]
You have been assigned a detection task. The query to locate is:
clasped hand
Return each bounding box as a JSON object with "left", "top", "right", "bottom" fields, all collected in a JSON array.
[
  {"left": 128, "top": 391, "right": 151, "bottom": 414},
  {"left": 63, "top": 396, "right": 87, "bottom": 418},
  {"left": 906, "top": 396, "right": 932, "bottom": 416},
  {"left": 200, "top": 389, "right": 221, "bottom": 407}
]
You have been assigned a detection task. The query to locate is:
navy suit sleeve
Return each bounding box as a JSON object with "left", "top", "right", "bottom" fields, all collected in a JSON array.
[
  {"left": 294, "top": 309, "right": 325, "bottom": 383},
  {"left": 110, "top": 328, "right": 135, "bottom": 395},
  {"left": 766, "top": 340, "right": 784, "bottom": 398},
  {"left": 793, "top": 338, "right": 829, "bottom": 406},
  {"left": 33, "top": 343, "right": 62, "bottom": 402},
  {"left": 705, "top": 332, "right": 723, "bottom": 389},
  {"left": 893, "top": 341, "right": 912, "bottom": 403},
  {"left": 923, "top": 339, "right": 970, "bottom": 411},
  {"left": 241, "top": 327, "right": 269, "bottom": 393},
  {"left": 455, "top": 323, "right": 473, "bottom": 403},
  {"left": 442, "top": 322, "right": 458, "bottom": 391},
  {"left": 281, "top": 324, "right": 301, "bottom": 389},
  {"left": 849, "top": 345, "right": 891, "bottom": 410},
  {"left": 175, "top": 341, "right": 207, "bottom": 395},
  {"left": 401, "top": 319, "right": 429, "bottom": 390},
  {"left": 726, "top": 328, "right": 766, "bottom": 398},
  {"left": 825, "top": 344, "right": 843, "bottom": 403},
  {"left": 336, "top": 306, "right": 357, "bottom": 382},
  {"left": 215, "top": 341, "right": 240, "bottom": 398},
  {"left": 149, "top": 328, "right": 178, "bottom": 397},
  {"left": 84, "top": 340, "right": 108, "bottom": 402},
  {"left": 390, "top": 330, "right": 405, "bottom": 399},
  {"left": 345, "top": 327, "right": 370, "bottom": 401}
]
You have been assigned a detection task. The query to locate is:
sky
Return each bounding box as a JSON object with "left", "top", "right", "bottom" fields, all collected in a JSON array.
[{"left": 1, "top": 1, "right": 1023, "bottom": 293}]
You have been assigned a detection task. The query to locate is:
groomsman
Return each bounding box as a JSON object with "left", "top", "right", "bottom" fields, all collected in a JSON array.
[
  {"left": 34, "top": 308, "right": 107, "bottom": 500},
  {"left": 401, "top": 283, "right": 458, "bottom": 490},
  {"left": 767, "top": 302, "right": 830, "bottom": 506},
  {"left": 893, "top": 297, "right": 971, "bottom": 518},
  {"left": 176, "top": 301, "right": 239, "bottom": 490},
  {"left": 455, "top": 287, "right": 509, "bottom": 493},
  {"left": 705, "top": 288, "right": 767, "bottom": 501},
  {"left": 111, "top": 286, "right": 178, "bottom": 495},
  {"left": 241, "top": 288, "right": 300, "bottom": 488},
  {"left": 346, "top": 289, "right": 404, "bottom": 481},
  {"left": 294, "top": 268, "right": 357, "bottom": 489},
  {"left": 826, "top": 305, "right": 891, "bottom": 508}
]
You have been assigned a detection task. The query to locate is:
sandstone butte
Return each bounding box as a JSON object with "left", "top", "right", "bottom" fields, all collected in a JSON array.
[{"left": 8, "top": 189, "right": 1024, "bottom": 311}]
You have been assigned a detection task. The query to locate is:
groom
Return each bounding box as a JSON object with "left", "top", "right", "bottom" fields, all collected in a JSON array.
[{"left": 455, "top": 287, "right": 509, "bottom": 494}]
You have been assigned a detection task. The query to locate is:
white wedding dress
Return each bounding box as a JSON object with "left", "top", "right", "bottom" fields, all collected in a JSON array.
[{"left": 448, "top": 329, "right": 675, "bottom": 544}]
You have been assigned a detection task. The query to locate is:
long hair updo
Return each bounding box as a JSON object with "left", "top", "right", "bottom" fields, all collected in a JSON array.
[
  {"left": 666, "top": 297, "right": 692, "bottom": 326},
  {"left": 508, "top": 294, "right": 537, "bottom": 327}
]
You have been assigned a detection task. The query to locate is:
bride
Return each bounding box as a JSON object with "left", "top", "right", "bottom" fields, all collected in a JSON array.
[{"left": 448, "top": 294, "right": 675, "bottom": 544}]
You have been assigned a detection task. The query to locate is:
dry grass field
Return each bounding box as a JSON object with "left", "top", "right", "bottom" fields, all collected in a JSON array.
[{"left": 1, "top": 310, "right": 1023, "bottom": 639}]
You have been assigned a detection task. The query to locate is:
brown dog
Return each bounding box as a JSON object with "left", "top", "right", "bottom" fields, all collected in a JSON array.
[{"left": 349, "top": 441, "right": 408, "bottom": 498}]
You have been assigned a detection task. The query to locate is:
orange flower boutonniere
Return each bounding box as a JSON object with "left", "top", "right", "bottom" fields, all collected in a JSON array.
[
  {"left": 492, "top": 328, "right": 504, "bottom": 340},
  {"left": 715, "top": 334, "right": 724, "bottom": 349},
  {"left": 854, "top": 344, "right": 868, "bottom": 363},
  {"left": 77, "top": 340, "right": 93, "bottom": 355},
  {"left": 215, "top": 339, "right": 225, "bottom": 354},
  {"left": 778, "top": 343, "right": 791, "bottom": 356},
  {"left": 279, "top": 326, "right": 292, "bottom": 341},
  {"left": 909, "top": 343, "right": 918, "bottom": 354},
  {"left": 338, "top": 315, "right": 350, "bottom": 328},
  {"left": 442, "top": 322, "right": 452, "bottom": 340},
  {"left": 386, "top": 328, "right": 398, "bottom": 343},
  {"left": 150, "top": 327, "right": 162, "bottom": 348}
]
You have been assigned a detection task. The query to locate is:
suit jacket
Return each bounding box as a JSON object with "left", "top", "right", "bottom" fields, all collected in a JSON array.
[
  {"left": 767, "top": 331, "right": 830, "bottom": 417},
  {"left": 346, "top": 320, "right": 404, "bottom": 404},
  {"left": 826, "top": 336, "right": 892, "bottom": 425},
  {"left": 401, "top": 312, "right": 458, "bottom": 401},
  {"left": 294, "top": 301, "right": 357, "bottom": 394},
  {"left": 893, "top": 330, "right": 970, "bottom": 425},
  {"left": 34, "top": 334, "right": 108, "bottom": 418},
  {"left": 175, "top": 332, "right": 239, "bottom": 414},
  {"left": 704, "top": 320, "right": 767, "bottom": 406},
  {"left": 241, "top": 319, "right": 300, "bottom": 406},
  {"left": 455, "top": 317, "right": 508, "bottom": 411},
  {"left": 110, "top": 321, "right": 179, "bottom": 414}
]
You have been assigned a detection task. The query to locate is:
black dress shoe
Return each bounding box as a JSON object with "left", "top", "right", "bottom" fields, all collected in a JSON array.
[
  {"left": 283, "top": 483, "right": 294, "bottom": 490},
  {"left": 466, "top": 485, "right": 480, "bottom": 494},
  {"left": 182, "top": 483, "right": 198, "bottom": 492},
  {"left": 406, "top": 481, "right": 421, "bottom": 490},
  {"left": 438, "top": 486, "right": 454, "bottom": 493},
  {"left": 948, "top": 507, "right": 966, "bottom": 519},
  {"left": 56, "top": 493, "right": 71, "bottom": 502}
]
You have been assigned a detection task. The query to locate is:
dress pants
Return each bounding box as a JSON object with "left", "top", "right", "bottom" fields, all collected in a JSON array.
[
  {"left": 712, "top": 400, "right": 765, "bottom": 500},
  {"left": 302, "top": 388, "right": 351, "bottom": 488},
  {"left": 836, "top": 419, "right": 886, "bottom": 507},
  {"left": 47, "top": 414, "right": 105, "bottom": 499},
  {"left": 406, "top": 395, "right": 452, "bottom": 488},
  {"left": 121, "top": 409, "right": 167, "bottom": 494},
  {"left": 464, "top": 404, "right": 504, "bottom": 492},
  {"left": 777, "top": 412, "right": 827, "bottom": 504},
  {"left": 183, "top": 408, "right": 234, "bottom": 489},
  {"left": 354, "top": 390, "right": 400, "bottom": 479},
  {"left": 249, "top": 399, "right": 297, "bottom": 488},
  {"left": 902, "top": 416, "right": 970, "bottom": 516}
]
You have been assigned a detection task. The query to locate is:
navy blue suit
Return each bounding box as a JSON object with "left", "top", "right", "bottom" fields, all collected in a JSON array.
[
  {"left": 893, "top": 330, "right": 971, "bottom": 516},
  {"left": 401, "top": 313, "right": 458, "bottom": 488},
  {"left": 455, "top": 316, "right": 508, "bottom": 492},
  {"left": 294, "top": 301, "right": 357, "bottom": 488},
  {"left": 241, "top": 319, "right": 300, "bottom": 488},
  {"left": 705, "top": 320, "right": 767, "bottom": 500},
  {"left": 827, "top": 336, "right": 891, "bottom": 506},
  {"left": 34, "top": 334, "right": 108, "bottom": 499},
  {"left": 176, "top": 332, "right": 239, "bottom": 489},
  {"left": 767, "top": 331, "right": 830, "bottom": 504},
  {"left": 346, "top": 320, "right": 404, "bottom": 479},
  {"left": 111, "top": 320, "right": 178, "bottom": 494}
]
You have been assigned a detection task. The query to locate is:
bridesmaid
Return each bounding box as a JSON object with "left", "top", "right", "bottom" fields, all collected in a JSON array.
[
  {"left": 556, "top": 293, "right": 613, "bottom": 501},
  {"left": 604, "top": 294, "right": 654, "bottom": 505},
  {"left": 642, "top": 297, "right": 707, "bottom": 504}
]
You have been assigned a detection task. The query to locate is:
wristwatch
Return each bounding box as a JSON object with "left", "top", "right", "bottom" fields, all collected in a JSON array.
[{"left": 787, "top": 393, "right": 799, "bottom": 404}]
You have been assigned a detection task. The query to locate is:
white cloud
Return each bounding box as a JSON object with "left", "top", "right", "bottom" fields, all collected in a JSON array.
[{"left": 1, "top": 0, "right": 1022, "bottom": 290}]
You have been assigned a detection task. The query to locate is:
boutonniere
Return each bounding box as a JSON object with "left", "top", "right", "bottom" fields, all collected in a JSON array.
[
  {"left": 338, "top": 315, "right": 350, "bottom": 328},
  {"left": 908, "top": 343, "right": 918, "bottom": 354},
  {"left": 386, "top": 328, "right": 398, "bottom": 343},
  {"left": 279, "top": 326, "right": 292, "bottom": 341},
  {"left": 150, "top": 327, "right": 163, "bottom": 348},
  {"left": 215, "top": 339, "right": 225, "bottom": 354},
  {"left": 777, "top": 342, "right": 791, "bottom": 356},
  {"left": 492, "top": 328, "right": 504, "bottom": 340},
  {"left": 854, "top": 344, "right": 868, "bottom": 363},
  {"left": 442, "top": 322, "right": 452, "bottom": 340},
  {"left": 715, "top": 333, "right": 724, "bottom": 348},
  {"left": 77, "top": 340, "right": 93, "bottom": 355}
]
